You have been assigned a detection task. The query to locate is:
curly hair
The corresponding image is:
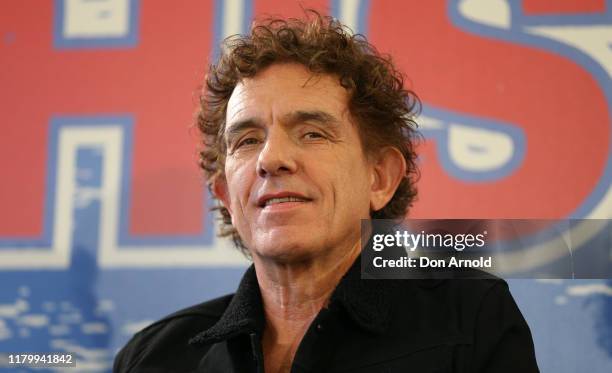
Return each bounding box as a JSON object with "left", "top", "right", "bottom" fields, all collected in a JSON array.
[{"left": 197, "top": 10, "right": 421, "bottom": 252}]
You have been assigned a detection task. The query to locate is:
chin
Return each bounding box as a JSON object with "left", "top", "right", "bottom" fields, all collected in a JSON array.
[{"left": 250, "top": 237, "right": 322, "bottom": 264}]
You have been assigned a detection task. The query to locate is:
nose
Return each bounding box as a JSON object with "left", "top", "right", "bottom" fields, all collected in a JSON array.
[{"left": 256, "top": 128, "right": 298, "bottom": 177}]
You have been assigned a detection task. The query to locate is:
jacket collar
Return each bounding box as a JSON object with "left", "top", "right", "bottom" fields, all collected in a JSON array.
[
  {"left": 189, "top": 256, "right": 397, "bottom": 345},
  {"left": 189, "top": 265, "right": 264, "bottom": 345}
]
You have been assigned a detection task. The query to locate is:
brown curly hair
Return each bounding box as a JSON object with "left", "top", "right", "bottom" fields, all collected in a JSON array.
[{"left": 197, "top": 10, "right": 421, "bottom": 251}]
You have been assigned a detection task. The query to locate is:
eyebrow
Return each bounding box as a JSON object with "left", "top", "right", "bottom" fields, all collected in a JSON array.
[
  {"left": 282, "top": 110, "right": 341, "bottom": 127},
  {"left": 225, "top": 118, "right": 265, "bottom": 139},
  {"left": 226, "top": 110, "right": 340, "bottom": 137}
]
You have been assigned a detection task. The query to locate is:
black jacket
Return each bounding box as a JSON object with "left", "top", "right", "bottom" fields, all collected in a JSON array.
[{"left": 114, "top": 258, "right": 539, "bottom": 372}]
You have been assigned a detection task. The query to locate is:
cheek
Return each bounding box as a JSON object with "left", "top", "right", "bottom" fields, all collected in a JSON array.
[
  {"left": 222, "top": 163, "right": 239, "bottom": 209},
  {"left": 341, "top": 159, "right": 373, "bottom": 210},
  {"left": 329, "top": 165, "right": 370, "bottom": 209},
  {"left": 225, "top": 161, "right": 254, "bottom": 212}
]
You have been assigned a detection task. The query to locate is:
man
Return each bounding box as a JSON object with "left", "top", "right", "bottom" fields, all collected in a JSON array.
[{"left": 114, "top": 11, "right": 539, "bottom": 373}]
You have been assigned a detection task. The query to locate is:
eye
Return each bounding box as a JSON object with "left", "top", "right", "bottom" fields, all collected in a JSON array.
[
  {"left": 303, "top": 131, "right": 325, "bottom": 140},
  {"left": 236, "top": 137, "right": 261, "bottom": 148}
]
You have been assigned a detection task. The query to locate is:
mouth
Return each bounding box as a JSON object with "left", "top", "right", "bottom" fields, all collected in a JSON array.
[{"left": 257, "top": 193, "right": 312, "bottom": 208}]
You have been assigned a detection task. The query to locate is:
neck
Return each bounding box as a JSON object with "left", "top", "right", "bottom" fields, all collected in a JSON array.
[
  {"left": 252, "top": 241, "right": 360, "bottom": 373},
  {"left": 253, "top": 241, "right": 360, "bottom": 333}
]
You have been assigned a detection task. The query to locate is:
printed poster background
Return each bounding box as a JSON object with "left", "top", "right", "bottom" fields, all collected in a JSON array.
[{"left": 0, "top": 0, "right": 611, "bottom": 371}]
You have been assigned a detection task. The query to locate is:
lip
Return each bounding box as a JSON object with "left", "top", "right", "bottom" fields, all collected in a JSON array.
[{"left": 256, "top": 191, "right": 312, "bottom": 208}]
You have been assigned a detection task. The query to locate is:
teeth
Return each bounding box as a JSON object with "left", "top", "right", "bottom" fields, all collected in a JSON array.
[{"left": 264, "top": 197, "right": 306, "bottom": 206}]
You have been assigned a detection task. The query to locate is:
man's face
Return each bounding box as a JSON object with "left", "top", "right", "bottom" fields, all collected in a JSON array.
[{"left": 218, "top": 63, "right": 376, "bottom": 261}]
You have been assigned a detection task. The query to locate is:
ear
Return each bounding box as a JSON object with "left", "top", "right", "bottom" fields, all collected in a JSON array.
[
  {"left": 212, "top": 175, "right": 232, "bottom": 215},
  {"left": 370, "top": 147, "right": 407, "bottom": 212}
]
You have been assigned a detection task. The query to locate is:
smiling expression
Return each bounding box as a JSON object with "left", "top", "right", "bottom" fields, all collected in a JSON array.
[{"left": 216, "top": 63, "right": 378, "bottom": 262}]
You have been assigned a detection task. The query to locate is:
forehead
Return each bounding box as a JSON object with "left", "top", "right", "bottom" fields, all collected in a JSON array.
[{"left": 226, "top": 63, "right": 350, "bottom": 125}]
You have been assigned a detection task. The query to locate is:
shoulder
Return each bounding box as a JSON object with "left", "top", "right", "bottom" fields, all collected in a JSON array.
[
  {"left": 394, "top": 276, "right": 521, "bottom": 335},
  {"left": 398, "top": 278, "right": 538, "bottom": 372},
  {"left": 113, "top": 294, "right": 233, "bottom": 373},
  {"left": 410, "top": 275, "right": 508, "bottom": 311}
]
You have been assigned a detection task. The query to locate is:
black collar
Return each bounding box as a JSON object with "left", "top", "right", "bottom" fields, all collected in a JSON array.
[{"left": 189, "top": 256, "right": 397, "bottom": 345}]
